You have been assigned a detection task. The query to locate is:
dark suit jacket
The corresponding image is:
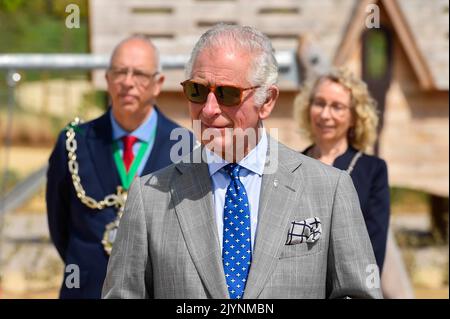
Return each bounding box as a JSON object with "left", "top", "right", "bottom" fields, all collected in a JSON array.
[
  {"left": 46, "top": 107, "right": 193, "bottom": 298},
  {"left": 303, "top": 145, "right": 390, "bottom": 272}
]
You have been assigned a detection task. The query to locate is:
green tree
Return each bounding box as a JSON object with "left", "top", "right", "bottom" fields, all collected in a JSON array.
[
  {"left": 0, "top": 0, "right": 88, "bottom": 53},
  {"left": 0, "top": 0, "right": 26, "bottom": 13}
]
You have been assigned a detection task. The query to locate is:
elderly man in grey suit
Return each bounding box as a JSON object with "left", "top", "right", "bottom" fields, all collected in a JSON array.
[{"left": 102, "top": 24, "right": 382, "bottom": 299}]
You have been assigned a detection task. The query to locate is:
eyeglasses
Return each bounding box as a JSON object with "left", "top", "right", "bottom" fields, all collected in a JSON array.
[
  {"left": 180, "top": 80, "right": 260, "bottom": 107},
  {"left": 108, "top": 67, "right": 158, "bottom": 86},
  {"left": 310, "top": 97, "right": 351, "bottom": 117}
]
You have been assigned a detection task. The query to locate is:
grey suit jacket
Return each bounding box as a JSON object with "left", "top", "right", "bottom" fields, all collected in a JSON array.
[{"left": 102, "top": 140, "right": 382, "bottom": 299}]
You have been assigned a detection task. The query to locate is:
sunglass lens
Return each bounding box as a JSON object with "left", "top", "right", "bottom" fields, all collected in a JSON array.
[
  {"left": 218, "top": 86, "right": 241, "bottom": 106},
  {"left": 184, "top": 81, "right": 209, "bottom": 103}
]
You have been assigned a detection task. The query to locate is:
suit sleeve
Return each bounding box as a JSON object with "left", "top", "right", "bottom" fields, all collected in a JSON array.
[
  {"left": 102, "top": 178, "right": 152, "bottom": 299},
  {"left": 367, "top": 159, "right": 390, "bottom": 272},
  {"left": 46, "top": 131, "right": 71, "bottom": 261},
  {"left": 326, "top": 171, "right": 383, "bottom": 299}
]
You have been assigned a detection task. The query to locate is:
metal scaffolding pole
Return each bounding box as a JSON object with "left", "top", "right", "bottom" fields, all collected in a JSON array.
[
  {"left": 0, "top": 51, "right": 299, "bottom": 293},
  {"left": 0, "top": 51, "right": 298, "bottom": 75}
]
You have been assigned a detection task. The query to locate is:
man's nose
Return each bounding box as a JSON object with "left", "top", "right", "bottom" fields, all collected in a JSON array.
[
  {"left": 123, "top": 70, "right": 134, "bottom": 87},
  {"left": 202, "top": 92, "right": 221, "bottom": 117}
]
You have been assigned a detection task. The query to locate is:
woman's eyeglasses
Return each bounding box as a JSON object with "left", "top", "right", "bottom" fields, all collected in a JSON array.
[
  {"left": 180, "top": 80, "right": 260, "bottom": 107},
  {"left": 310, "top": 97, "right": 351, "bottom": 117}
]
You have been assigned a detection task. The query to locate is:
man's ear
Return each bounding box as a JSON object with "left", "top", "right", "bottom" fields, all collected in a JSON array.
[
  {"left": 105, "top": 70, "right": 113, "bottom": 91},
  {"left": 258, "top": 85, "right": 279, "bottom": 120},
  {"left": 152, "top": 73, "right": 165, "bottom": 96}
]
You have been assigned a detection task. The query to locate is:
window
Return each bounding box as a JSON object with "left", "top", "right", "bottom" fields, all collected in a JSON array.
[
  {"left": 131, "top": 7, "right": 173, "bottom": 14},
  {"left": 258, "top": 7, "right": 300, "bottom": 15}
]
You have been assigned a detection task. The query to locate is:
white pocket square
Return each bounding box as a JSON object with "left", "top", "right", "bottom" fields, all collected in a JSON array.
[{"left": 285, "top": 217, "right": 322, "bottom": 245}]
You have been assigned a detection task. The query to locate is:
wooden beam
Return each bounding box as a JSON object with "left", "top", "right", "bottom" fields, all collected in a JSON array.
[
  {"left": 382, "top": 0, "right": 435, "bottom": 90},
  {"left": 334, "top": 0, "right": 436, "bottom": 90}
]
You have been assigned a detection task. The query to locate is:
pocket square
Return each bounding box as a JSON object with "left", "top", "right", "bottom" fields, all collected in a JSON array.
[{"left": 286, "top": 217, "right": 322, "bottom": 245}]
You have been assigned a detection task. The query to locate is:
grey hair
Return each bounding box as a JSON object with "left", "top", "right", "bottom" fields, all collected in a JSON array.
[
  {"left": 185, "top": 23, "right": 278, "bottom": 106},
  {"left": 109, "top": 34, "right": 162, "bottom": 72}
]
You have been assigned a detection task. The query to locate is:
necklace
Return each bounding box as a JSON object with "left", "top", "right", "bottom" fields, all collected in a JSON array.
[
  {"left": 307, "top": 146, "right": 362, "bottom": 175},
  {"left": 64, "top": 118, "right": 132, "bottom": 255},
  {"left": 346, "top": 151, "right": 362, "bottom": 175}
]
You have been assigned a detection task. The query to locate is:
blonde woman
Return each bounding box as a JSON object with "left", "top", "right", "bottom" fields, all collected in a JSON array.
[{"left": 294, "top": 68, "right": 390, "bottom": 272}]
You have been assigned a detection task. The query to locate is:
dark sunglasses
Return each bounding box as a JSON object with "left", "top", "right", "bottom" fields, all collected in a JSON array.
[{"left": 180, "top": 80, "right": 260, "bottom": 107}]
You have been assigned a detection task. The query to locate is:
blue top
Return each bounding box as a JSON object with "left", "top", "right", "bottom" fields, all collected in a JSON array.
[
  {"left": 206, "top": 131, "right": 267, "bottom": 252},
  {"left": 304, "top": 145, "right": 390, "bottom": 272},
  {"left": 110, "top": 109, "right": 158, "bottom": 176}
]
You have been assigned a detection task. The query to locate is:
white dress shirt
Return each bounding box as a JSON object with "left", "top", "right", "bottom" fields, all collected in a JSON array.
[{"left": 206, "top": 131, "right": 267, "bottom": 251}]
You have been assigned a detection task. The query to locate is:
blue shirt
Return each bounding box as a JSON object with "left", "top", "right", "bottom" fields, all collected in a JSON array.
[
  {"left": 206, "top": 131, "right": 267, "bottom": 251},
  {"left": 110, "top": 109, "right": 158, "bottom": 176}
]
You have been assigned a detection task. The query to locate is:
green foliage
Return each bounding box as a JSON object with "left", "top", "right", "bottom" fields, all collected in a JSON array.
[
  {"left": 366, "top": 30, "right": 388, "bottom": 80},
  {"left": 0, "top": 0, "right": 25, "bottom": 12},
  {"left": 51, "top": 0, "right": 88, "bottom": 18},
  {"left": 390, "top": 187, "right": 429, "bottom": 205},
  {"left": 0, "top": 0, "right": 88, "bottom": 54},
  {"left": 0, "top": 0, "right": 89, "bottom": 81},
  {"left": 390, "top": 186, "right": 430, "bottom": 214},
  {"left": 0, "top": 0, "right": 87, "bottom": 17}
]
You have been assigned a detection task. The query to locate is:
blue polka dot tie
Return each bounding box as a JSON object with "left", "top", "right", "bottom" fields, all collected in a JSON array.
[{"left": 222, "top": 164, "right": 252, "bottom": 299}]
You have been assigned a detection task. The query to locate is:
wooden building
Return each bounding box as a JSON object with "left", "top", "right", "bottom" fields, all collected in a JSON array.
[{"left": 89, "top": 0, "right": 449, "bottom": 203}]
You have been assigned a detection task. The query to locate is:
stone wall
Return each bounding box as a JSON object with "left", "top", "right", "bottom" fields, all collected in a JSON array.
[
  {"left": 89, "top": 0, "right": 356, "bottom": 90},
  {"left": 380, "top": 42, "right": 449, "bottom": 196}
]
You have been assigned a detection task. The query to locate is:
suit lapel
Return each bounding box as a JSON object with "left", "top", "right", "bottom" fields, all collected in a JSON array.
[
  {"left": 170, "top": 151, "right": 229, "bottom": 299},
  {"left": 86, "top": 111, "right": 120, "bottom": 195},
  {"left": 244, "top": 140, "right": 304, "bottom": 299}
]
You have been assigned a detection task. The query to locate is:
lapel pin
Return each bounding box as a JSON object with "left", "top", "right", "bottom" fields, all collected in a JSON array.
[{"left": 273, "top": 179, "right": 279, "bottom": 187}]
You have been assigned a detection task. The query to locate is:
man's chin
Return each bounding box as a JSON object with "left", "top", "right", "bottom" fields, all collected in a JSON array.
[
  {"left": 115, "top": 103, "right": 142, "bottom": 116},
  {"left": 203, "top": 139, "right": 249, "bottom": 163},
  {"left": 120, "top": 101, "right": 139, "bottom": 109}
]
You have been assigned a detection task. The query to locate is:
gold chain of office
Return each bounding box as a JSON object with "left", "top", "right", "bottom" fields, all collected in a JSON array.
[{"left": 65, "top": 117, "right": 127, "bottom": 214}]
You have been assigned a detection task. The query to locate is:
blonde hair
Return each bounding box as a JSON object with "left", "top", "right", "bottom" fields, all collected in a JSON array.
[{"left": 293, "top": 67, "right": 379, "bottom": 152}]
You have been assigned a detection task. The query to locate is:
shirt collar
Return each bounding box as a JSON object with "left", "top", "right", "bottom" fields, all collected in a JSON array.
[
  {"left": 206, "top": 127, "right": 268, "bottom": 177},
  {"left": 110, "top": 108, "right": 158, "bottom": 142}
]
